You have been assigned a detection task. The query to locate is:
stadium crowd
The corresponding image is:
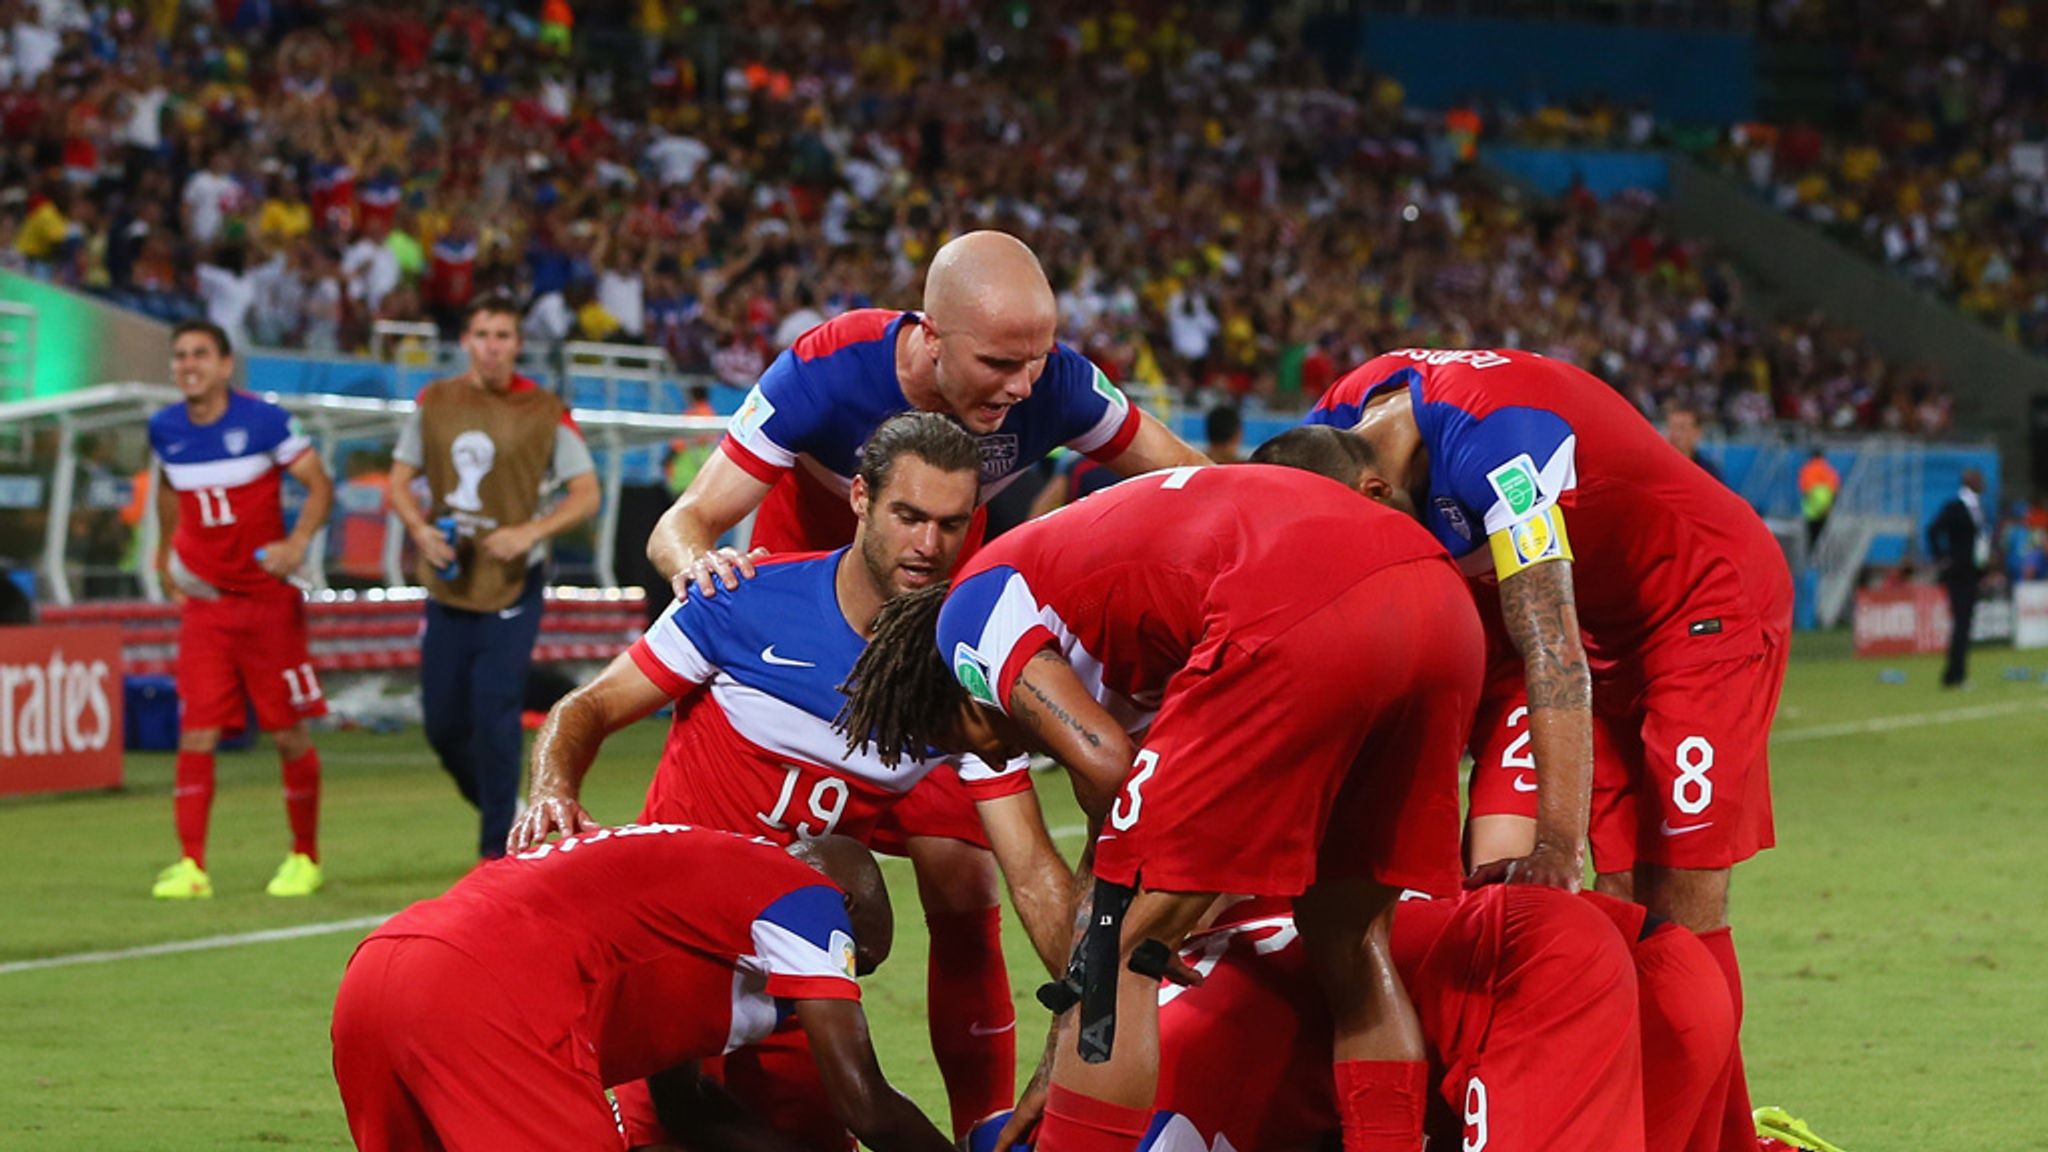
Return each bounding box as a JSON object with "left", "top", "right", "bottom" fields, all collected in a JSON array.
[
  {"left": 0, "top": 0, "right": 1957, "bottom": 434},
  {"left": 1714, "top": 0, "right": 2048, "bottom": 356}
]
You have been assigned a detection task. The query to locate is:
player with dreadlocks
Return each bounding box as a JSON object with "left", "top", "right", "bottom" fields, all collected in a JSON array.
[{"left": 837, "top": 460, "right": 1483, "bottom": 1152}]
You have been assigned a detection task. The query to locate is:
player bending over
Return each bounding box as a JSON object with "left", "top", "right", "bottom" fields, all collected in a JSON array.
[
  {"left": 1288, "top": 349, "right": 1793, "bottom": 1150},
  {"left": 840, "top": 463, "right": 1481, "bottom": 1152},
  {"left": 331, "top": 827, "right": 952, "bottom": 1152}
]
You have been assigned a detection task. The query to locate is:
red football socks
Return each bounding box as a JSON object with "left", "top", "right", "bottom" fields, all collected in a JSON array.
[
  {"left": 926, "top": 906, "right": 1017, "bottom": 1136},
  {"left": 1333, "top": 1059, "right": 1427, "bottom": 1152},
  {"left": 282, "top": 749, "right": 322, "bottom": 861},
  {"left": 174, "top": 750, "right": 216, "bottom": 868},
  {"left": 1696, "top": 926, "right": 1756, "bottom": 1152},
  {"left": 1036, "top": 1084, "right": 1150, "bottom": 1152}
]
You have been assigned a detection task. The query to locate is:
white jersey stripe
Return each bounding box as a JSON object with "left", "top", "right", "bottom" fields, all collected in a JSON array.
[{"left": 161, "top": 453, "right": 276, "bottom": 492}]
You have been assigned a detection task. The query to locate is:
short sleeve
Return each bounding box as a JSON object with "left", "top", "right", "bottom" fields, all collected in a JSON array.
[
  {"left": 627, "top": 597, "right": 718, "bottom": 697},
  {"left": 271, "top": 411, "right": 313, "bottom": 467},
  {"left": 935, "top": 565, "right": 1059, "bottom": 717},
  {"left": 550, "top": 422, "right": 597, "bottom": 482},
  {"left": 956, "top": 752, "right": 1035, "bottom": 801},
  {"left": 1048, "top": 349, "right": 1142, "bottom": 461},
  {"left": 752, "top": 884, "right": 862, "bottom": 1001},
  {"left": 719, "top": 353, "right": 828, "bottom": 482},
  {"left": 1441, "top": 407, "right": 1579, "bottom": 537},
  {"left": 392, "top": 407, "right": 425, "bottom": 469}
]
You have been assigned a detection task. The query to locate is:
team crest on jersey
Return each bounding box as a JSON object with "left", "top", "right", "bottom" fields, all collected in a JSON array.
[
  {"left": 1434, "top": 496, "right": 1472, "bottom": 542},
  {"left": 954, "top": 644, "right": 997, "bottom": 706},
  {"left": 977, "top": 436, "right": 1019, "bottom": 483},
  {"left": 223, "top": 427, "right": 248, "bottom": 456}
]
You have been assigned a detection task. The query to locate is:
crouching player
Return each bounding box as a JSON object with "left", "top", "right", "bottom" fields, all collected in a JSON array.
[
  {"left": 331, "top": 827, "right": 954, "bottom": 1152},
  {"left": 967, "top": 886, "right": 1736, "bottom": 1152}
]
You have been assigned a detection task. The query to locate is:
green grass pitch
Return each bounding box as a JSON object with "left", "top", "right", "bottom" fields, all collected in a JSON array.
[{"left": 3, "top": 638, "right": 2045, "bottom": 1149}]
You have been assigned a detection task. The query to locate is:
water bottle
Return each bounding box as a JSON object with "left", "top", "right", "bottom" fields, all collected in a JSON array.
[{"left": 435, "top": 516, "right": 462, "bottom": 581}]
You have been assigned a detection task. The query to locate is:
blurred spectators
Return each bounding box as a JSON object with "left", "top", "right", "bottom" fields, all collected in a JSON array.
[
  {"left": 1719, "top": 1, "right": 2048, "bottom": 353},
  {"left": 0, "top": 0, "right": 1957, "bottom": 435}
]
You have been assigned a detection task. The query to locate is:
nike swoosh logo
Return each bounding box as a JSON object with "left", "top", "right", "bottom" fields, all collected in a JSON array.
[
  {"left": 1510, "top": 775, "right": 1538, "bottom": 793},
  {"left": 967, "top": 1021, "right": 1016, "bottom": 1037},
  {"left": 760, "top": 646, "right": 816, "bottom": 668},
  {"left": 497, "top": 605, "right": 526, "bottom": 619},
  {"left": 1659, "top": 820, "right": 1713, "bottom": 837}
]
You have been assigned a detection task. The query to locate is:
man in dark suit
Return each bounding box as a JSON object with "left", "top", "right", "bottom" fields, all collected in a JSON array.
[{"left": 1928, "top": 468, "right": 1991, "bottom": 687}]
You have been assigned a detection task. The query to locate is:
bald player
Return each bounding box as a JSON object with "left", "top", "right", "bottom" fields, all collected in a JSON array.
[{"left": 646, "top": 230, "right": 1208, "bottom": 1133}]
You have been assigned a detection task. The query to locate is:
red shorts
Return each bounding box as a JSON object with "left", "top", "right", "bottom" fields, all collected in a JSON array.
[
  {"left": 866, "top": 762, "right": 990, "bottom": 855},
  {"left": 1399, "top": 888, "right": 1644, "bottom": 1152},
  {"left": 178, "top": 593, "right": 327, "bottom": 732},
  {"left": 1094, "top": 558, "right": 1477, "bottom": 897},
  {"left": 1465, "top": 627, "right": 1787, "bottom": 872},
  {"left": 333, "top": 936, "right": 619, "bottom": 1152},
  {"left": 1154, "top": 912, "right": 1335, "bottom": 1150},
  {"left": 1155, "top": 888, "right": 1644, "bottom": 1152},
  {"left": 614, "top": 1029, "right": 850, "bottom": 1152}
]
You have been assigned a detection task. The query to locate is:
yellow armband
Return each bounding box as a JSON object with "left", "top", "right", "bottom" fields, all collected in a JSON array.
[{"left": 1488, "top": 505, "right": 1573, "bottom": 579}]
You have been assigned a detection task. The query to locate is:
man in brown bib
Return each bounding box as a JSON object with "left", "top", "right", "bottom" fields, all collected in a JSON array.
[{"left": 388, "top": 297, "right": 601, "bottom": 859}]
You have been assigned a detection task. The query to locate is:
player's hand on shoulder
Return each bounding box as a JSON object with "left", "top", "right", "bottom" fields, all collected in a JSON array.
[
  {"left": 674, "top": 546, "right": 771, "bottom": 600},
  {"left": 1465, "top": 842, "right": 1583, "bottom": 892},
  {"left": 506, "top": 792, "right": 598, "bottom": 853}
]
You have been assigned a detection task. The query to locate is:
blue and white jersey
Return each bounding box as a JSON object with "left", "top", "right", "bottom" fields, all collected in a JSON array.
[
  {"left": 719, "top": 309, "right": 1141, "bottom": 509},
  {"left": 147, "top": 390, "right": 310, "bottom": 595},
  {"left": 627, "top": 550, "right": 990, "bottom": 842}
]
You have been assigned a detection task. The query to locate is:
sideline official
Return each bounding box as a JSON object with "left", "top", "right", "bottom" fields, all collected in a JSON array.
[{"left": 388, "top": 297, "right": 600, "bottom": 858}]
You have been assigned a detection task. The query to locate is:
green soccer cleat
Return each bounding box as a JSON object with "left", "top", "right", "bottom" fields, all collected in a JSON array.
[
  {"left": 1756, "top": 1106, "right": 1849, "bottom": 1152},
  {"left": 152, "top": 857, "right": 213, "bottom": 900},
  {"left": 265, "top": 852, "right": 324, "bottom": 898}
]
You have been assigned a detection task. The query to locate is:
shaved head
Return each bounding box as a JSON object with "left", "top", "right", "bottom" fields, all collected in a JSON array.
[
  {"left": 913, "top": 231, "right": 1059, "bottom": 433},
  {"left": 787, "top": 835, "right": 893, "bottom": 975},
  {"left": 923, "top": 230, "right": 1057, "bottom": 332}
]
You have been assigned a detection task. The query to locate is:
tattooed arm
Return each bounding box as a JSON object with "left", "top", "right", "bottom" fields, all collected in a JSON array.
[
  {"left": 1007, "top": 649, "right": 1137, "bottom": 823},
  {"left": 1470, "top": 557, "right": 1592, "bottom": 891}
]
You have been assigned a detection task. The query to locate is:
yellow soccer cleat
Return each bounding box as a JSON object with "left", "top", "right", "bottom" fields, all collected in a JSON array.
[
  {"left": 152, "top": 857, "right": 213, "bottom": 900},
  {"left": 265, "top": 852, "right": 324, "bottom": 898},
  {"left": 1756, "top": 1106, "right": 1849, "bottom": 1152}
]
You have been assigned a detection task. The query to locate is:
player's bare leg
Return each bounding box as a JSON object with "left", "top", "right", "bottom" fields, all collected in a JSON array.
[
  {"left": 1465, "top": 813, "right": 1535, "bottom": 872},
  {"left": 1594, "top": 868, "right": 1636, "bottom": 902},
  {"left": 1038, "top": 889, "right": 1211, "bottom": 1152},
  {"left": 908, "top": 835, "right": 1016, "bottom": 1136},
  {"left": 1294, "top": 878, "right": 1428, "bottom": 1152}
]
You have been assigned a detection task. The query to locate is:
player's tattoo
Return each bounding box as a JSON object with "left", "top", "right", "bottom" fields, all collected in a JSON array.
[
  {"left": 1501, "top": 560, "right": 1591, "bottom": 711},
  {"left": 1014, "top": 671, "right": 1105, "bottom": 751}
]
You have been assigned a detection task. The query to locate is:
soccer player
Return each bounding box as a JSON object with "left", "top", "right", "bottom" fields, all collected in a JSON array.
[
  {"left": 331, "top": 825, "right": 956, "bottom": 1152},
  {"left": 1295, "top": 348, "right": 1795, "bottom": 1148},
  {"left": 646, "top": 230, "right": 1208, "bottom": 1132},
  {"left": 509, "top": 414, "right": 1073, "bottom": 1147},
  {"left": 1145, "top": 888, "right": 1737, "bottom": 1152},
  {"left": 147, "top": 320, "right": 334, "bottom": 900},
  {"left": 387, "top": 297, "right": 601, "bottom": 861},
  {"left": 838, "top": 462, "right": 1482, "bottom": 1152}
]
